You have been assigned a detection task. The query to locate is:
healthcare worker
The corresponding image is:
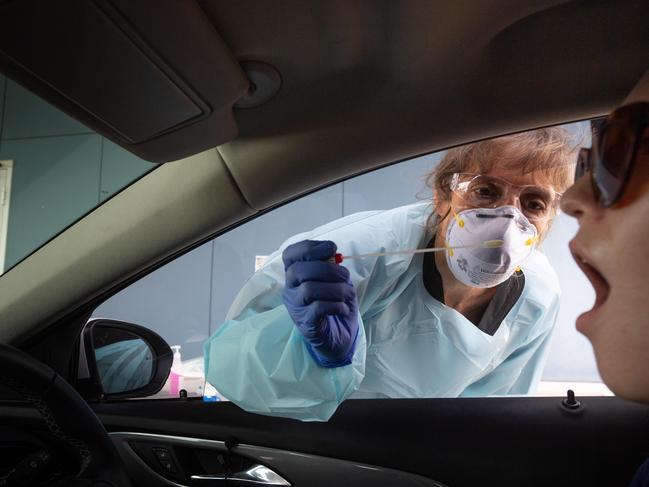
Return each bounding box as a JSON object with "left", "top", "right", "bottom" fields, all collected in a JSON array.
[{"left": 204, "top": 127, "right": 579, "bottom": 421}]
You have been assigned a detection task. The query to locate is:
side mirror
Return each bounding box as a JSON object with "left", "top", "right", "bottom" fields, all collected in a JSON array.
[{"left": 79, "top": 319, "right": 172, "bottom": 400}]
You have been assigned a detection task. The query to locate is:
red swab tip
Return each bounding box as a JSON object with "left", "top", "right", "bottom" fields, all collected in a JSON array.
[{"left": 334, "top": 253, "right": 343, "bottom": 264}]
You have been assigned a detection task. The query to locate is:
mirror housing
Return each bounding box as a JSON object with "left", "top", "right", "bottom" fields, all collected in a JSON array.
[{"left": 79, "top": 319, "right": 172, "bottom": 400}]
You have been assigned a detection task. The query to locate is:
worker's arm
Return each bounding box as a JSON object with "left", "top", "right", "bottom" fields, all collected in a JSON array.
[
  {"left": 204, "top": 304, "right": 366, "bottom": 421},
  {"left": 204, "top": 235, "right": 368, "bottom": 422},
  {"left": 203, "top": 206, "right": 421, "bottom": 420}
]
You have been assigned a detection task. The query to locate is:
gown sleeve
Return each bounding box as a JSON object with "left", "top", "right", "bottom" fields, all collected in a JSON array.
[
  {"left": 203, "top": 210, "right": 392, "bottom": 422},
  {"left": 203, "top": 204, "right": 429, "bottom": 421}
]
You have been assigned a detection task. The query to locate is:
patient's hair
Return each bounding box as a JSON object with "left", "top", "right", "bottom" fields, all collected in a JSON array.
[{"left": 425, "top": 125, "right": 583, "bottom": 236}]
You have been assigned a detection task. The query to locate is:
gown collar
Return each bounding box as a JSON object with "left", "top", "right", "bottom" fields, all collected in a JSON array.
[{"left": 422, "top": 238, "right": 525, "bottom": 336}]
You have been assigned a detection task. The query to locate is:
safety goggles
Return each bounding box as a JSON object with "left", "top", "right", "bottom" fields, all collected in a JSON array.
[
  {"left": 447, "top": 172, "right": 561, "bottom": 222},
  {"left": 575, "top": 102, "right": 649, "bottom": 207}
]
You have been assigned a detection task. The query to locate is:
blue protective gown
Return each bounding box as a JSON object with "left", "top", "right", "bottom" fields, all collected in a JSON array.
[{"left": 204, "top": 202, "right": 561, "bottom": 421}]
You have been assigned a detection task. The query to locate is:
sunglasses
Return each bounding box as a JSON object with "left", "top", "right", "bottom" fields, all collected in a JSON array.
[{"left": 576, "top": 102, "right": 649, "bottom": 207}]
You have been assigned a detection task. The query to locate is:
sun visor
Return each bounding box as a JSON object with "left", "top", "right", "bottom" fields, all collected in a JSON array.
[{"left": 0, "top": 0, "right": 250, "bottom": 162}]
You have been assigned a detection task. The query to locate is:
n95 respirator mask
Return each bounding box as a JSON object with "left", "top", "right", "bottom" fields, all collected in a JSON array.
[{"left": 445, "top": 206, "right": 538, "bottom": 288}]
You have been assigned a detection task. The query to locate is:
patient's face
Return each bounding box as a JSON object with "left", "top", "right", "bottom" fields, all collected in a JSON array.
[{"left": 560, "top": 130, "right": 649, "bottom": 402}]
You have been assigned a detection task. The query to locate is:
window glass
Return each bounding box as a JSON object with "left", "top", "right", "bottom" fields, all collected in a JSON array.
[
  {"left": 93, "top": 121, "right": 611, "bottom": 413},
  {"left": 0, "top": 76, "right": 156, "bottom": 275}
]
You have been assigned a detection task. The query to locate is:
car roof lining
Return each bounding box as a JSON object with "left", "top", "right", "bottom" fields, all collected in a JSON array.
[
  {"left": 211, "top": 0, "right": 649, "bottom": 209},
  {"left": 625, "top": 69, "right": 649, "bottom": 104},
  {"left": 1, "top": 0, "right": 649, "bottom": 342}
]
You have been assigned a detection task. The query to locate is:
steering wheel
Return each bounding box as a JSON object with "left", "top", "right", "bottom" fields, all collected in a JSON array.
[{"left": 0, "top": 343, "right": 132, "bottom": 486}]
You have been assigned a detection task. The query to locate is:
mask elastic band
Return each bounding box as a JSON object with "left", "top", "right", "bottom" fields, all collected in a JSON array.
[
  {"left": 525, "top": 236, "right": 539, "bottom": 246},
  {"left": 451, "top": 206, "right": 465, "bottom": 228},
  {"left": 445, "top": 240, "right": 454, "bottom": 257}
]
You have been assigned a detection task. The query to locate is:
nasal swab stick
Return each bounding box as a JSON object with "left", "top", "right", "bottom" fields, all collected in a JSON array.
[{"left": 332, "top": 239, "right": 504, "bottom": 264}]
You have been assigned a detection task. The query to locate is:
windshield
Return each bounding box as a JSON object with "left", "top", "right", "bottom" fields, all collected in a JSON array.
[{"left": 0, "top": 76, "right": 156, "bottom": 275}]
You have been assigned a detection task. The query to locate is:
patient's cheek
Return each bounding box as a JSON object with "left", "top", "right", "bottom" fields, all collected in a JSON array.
[
  {"left": 617, "top": 151, "right": 649, "bottom": 209},
  {"left": 605, "top": 191, "right": 649, "bottom": 401}
]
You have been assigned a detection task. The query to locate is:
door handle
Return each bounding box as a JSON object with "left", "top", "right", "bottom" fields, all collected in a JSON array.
[{"left": 191, "top": 464, "right": 291, "bottom": 486}]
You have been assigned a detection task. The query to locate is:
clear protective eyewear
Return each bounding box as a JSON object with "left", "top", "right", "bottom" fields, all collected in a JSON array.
[{"left": 447, "top": 172, "right": 562, "bottom": 222}]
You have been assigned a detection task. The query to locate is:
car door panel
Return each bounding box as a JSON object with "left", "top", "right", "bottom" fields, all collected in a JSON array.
[
  {"left": 92, "top": 396, "right": 649, "bottom": 487},
  {"left": 111, "top": 431, "right": 446, "bottom": 487}
]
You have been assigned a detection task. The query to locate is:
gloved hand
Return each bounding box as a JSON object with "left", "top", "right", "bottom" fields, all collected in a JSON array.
[{"left": 282, "top": 240, "right": 360, "bottom": 368}]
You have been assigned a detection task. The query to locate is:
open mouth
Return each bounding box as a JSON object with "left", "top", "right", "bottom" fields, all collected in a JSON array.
[{"left": 571, "top": 245, "right": 610, "bottom": 311}]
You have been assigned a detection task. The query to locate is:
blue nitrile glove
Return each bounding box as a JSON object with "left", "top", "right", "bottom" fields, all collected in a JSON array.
[{"left": 282, "top": 240, "right": 360, "bottom": 368}]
